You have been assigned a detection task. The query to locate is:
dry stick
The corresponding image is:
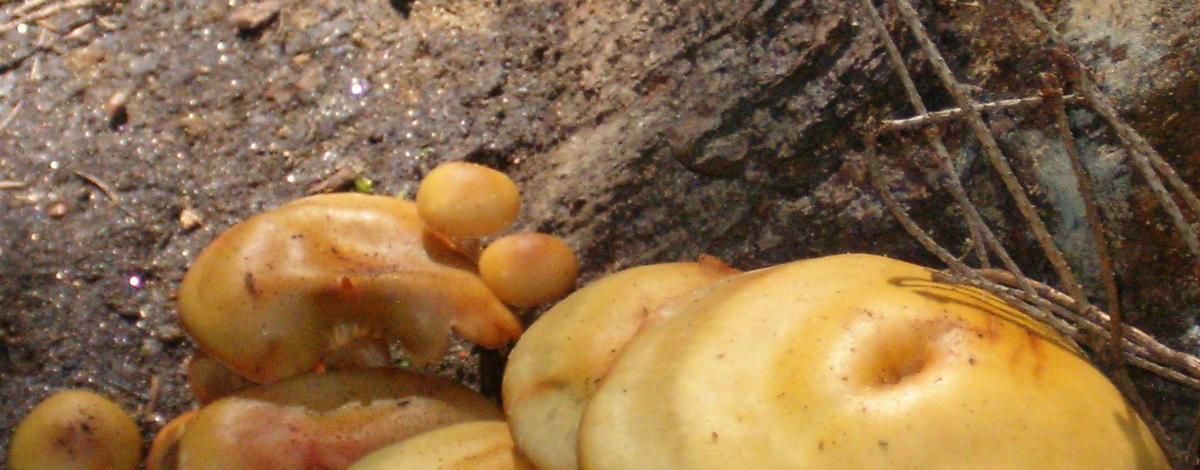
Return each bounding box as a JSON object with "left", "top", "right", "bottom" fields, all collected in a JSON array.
[
  {"left": 933, "top": 271, "right": 1081, "bottom": 344},
  {"left": 1043, "top": 79, "right": 1124, "bottom": 364},
  {"left": 882, "top": 94, "right": 1084, "bottom": 131},
  {"left": 1011, "top": 0, "right": 1200, "bottom": 259},
  {"left": 0, "top": 180, "right": 26, "bottom": 189},
  {"left": 0, "top": 101, "right": 22, "bottom": 131},
  {"left": 888, "top": 0, "right": 1094, "bottom": 321},
  {"left": 944, "top": 270, "right": 1200, "bottom": 391},
  {"left": 865, "top": 130, "right": 972, "bottom": 275},
  {"left": 981, "top": 269, "right": 1200, "bottom": 385},
  {"left": 859, "top": 0, "right": 988, "bottom": 269}
]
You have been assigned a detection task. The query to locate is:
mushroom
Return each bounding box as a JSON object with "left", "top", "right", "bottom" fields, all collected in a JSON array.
[
  {"left": 146, "top": 410, "right": 198, "bottom": 470},
  {"left": 348, "top": 421, "right": 534, "bottom": 470},
  {"left": 185, "top": 352, "right": 253, "bottom": 404},
  {"left": 416, "top": 161, "right": 521, "bottom": 239},
  {"left": 479, "top": 232, "right": 581, "bottom": 308},
  {"left": 578, "top": 254, "right": 1170, "bottom": 469},
  {"left": 503, "top": 257, "right": 738, "bottom": 470},
  {"left": 9, "top": 389, "right": 142, "bottom": 470},
  {"left": 178, "top": 193, "right": 521, "bottom": 383},
  {"left": 166, "top": 368, "right": 503, "bottom": 470}
]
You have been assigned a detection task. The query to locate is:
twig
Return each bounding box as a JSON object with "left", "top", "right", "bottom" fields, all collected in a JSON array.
[
  {"left": 0, "top": 101, "right": 22, "bottom": 131},
  {"left": 1011, "top": 0, "right": 1200, "bottom": 258},
  {"left": 979, "top": 269, "right": 1200, "bottom": 386},
  {"left": 73, "top": 169, "right": 117, "bottom": 201},
  {"left": 881, "top": 94, "right": 1084, "bottom": 132},
  {"left": 865, "top": 130, "right": 973, "bottom": 275},
  {"left": 889, "top": 0, "right": 1093, "bottom": 319},
  {"left": 73, "top": 169, "right": 133, "bottom": 216},
  {"left": 140, "top": 375, "right": 161, "bottom": 418},
  {"left": 0, "top": 180, "right": 26, "bottom": 189},
  {"left": 860, "top": 0, "right": 989, "bottom": 269},
  {"left": 1041, "top": 75, "right": 1124, "bottom": 364},
  {"left": 934, "top": 271, "right": 1082, "bottom": 345}
]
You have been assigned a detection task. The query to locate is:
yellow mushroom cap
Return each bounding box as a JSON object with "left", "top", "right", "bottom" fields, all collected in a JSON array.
[
  {"left": 178, "top": 193, "right": 521, "bottom": 384},
  {"left": 146, "top": 410, "right": 199, "bottom": 470},
  {"left": 503, "top": 258, "right": 738, "bottom": 470},
  {"left": 479, "top": 232, "right": 580, "bottom": 308},
  {"left": 174, "top": 368, "right": 504, "bottom": 470},
  {"left": 9, "top": 389, "right": 142, "bottom": 470},
  {"left": 579, "top": 254, "right": 1170, "bottom": 470},
  {"left": 349, "top": 421, "right": 534, "bottom": 470},
  {"left": 416, "top": 161, "right": 521, "bottom": 238}
]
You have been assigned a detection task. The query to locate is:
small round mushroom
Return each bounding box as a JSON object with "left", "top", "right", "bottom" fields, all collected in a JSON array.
[
  {"left": 478, "top": 232, "right": 580, "bottom": 308},
  {"left": 173, "top": 368, "right": 503, "bottom": 470},
  {"left": 348, "top": 421, "right": 534, "bottom": 470},
  {"left": 178, "top": 193, "right": 521, "bottom": 384},
  {"left": 503, "top": 258, "right": 738, "bottom": 470},
  {"left": 9, "top": 389, "right": 142, "bottom": 470},
  {"left": 416, "top": 161, "right": 521, "bottom": 238},
  {"left": 578, "top": 254, "right": 1171, "bottom": 470}
]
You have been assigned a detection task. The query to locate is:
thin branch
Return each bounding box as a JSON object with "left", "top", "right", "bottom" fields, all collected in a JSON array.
[
  {"left": 859, "top": 0, "right": 988, "bottom": 269},
  {"left": 881, "top": 94, "right": 1084, "bottom": 132},
  {"left": 0, "top": 180, "right": 26, "bottom": 189},
  {"left": 865, "top": 129, "right": 973, "bottom": 275},
  {"left": 889, "top": 0, "right": 1093, "bottom": 319},
  {"left": 73, "top": 169, "right": 117, "bottom": 201},
  {"left": 73, "top": 169, "right": 133, "bottom": 216},
  {"left": 0, "top": 101, "right": 22, "bottom": 131},
  {"left": 980, "top": 269, "right": 1200, "bottom": 385},
  {"left": 935, "top": 271, "right": 1081, "bottom": 345},
  {"left": 1042, "top": 76, "right": 1124, "bottom": 365}
]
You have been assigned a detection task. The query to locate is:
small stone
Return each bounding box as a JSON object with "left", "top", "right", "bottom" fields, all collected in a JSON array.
[
  {"left": 105, "top": 91, "right": 128, "bottom": 127},
  {"left": 155, "top": 325, "right": 183, "bottom": 343},
  {"left": 46, "top": 202, "right": 68, "bottom": 218},
  {"left": 179, "top": 207, "right": 203, "bottom": 230},
  {"left": 230, "top": 0, "right": 280, "bottom": 33},
  {"left": 141, "top": 338, "right": 164, "bottom": 355}
]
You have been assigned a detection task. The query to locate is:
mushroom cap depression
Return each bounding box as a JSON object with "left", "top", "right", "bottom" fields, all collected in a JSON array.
[
  {"left": 503, "top": 258, "right": 737, "bottom": 470},
  {"left": 170, "top": 368, "right": 503, "bottom": 470},
  {"left": 178, "top": 194, "right": 521, "bottom": 383},
  {"left": 578, "top": 254, "right": 1170, "bottom": 470},
  {"left": 349, "top": 421, "right": 534, "bottom": 470}
]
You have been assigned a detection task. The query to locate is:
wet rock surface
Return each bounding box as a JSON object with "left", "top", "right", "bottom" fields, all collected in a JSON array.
[{"left": 1, "top": 0, "right": 1197, "bottom": 464}]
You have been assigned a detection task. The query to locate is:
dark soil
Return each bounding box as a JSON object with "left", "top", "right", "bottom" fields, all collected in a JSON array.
[{"left": 1, "top": 0, "right": 1198, "bottom": 466}]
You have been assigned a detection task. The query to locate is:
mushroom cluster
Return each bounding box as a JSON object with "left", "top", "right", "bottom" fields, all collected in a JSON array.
[
  {"left": 9, "top": 161, "right": 578, "bottom": 470},
  {"left": 10, "top": 163, "right": 1172, "bottom": 470}
]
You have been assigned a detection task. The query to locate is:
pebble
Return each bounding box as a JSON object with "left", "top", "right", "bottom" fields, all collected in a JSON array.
[
  {"left": 155, "top": 325, "right": 184, "bottom": 343},
  {"left": 179, "top": 207, "right": 203, "bottom": 230},
  {"left": 46, "top": 201, "right": 68, "bottom": 218},
  {"left": 106, "top": 90, "right": 129, "bottom": 126},
  {"left": 230, "top": 0, "right": 281, "bottom": 33}
]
